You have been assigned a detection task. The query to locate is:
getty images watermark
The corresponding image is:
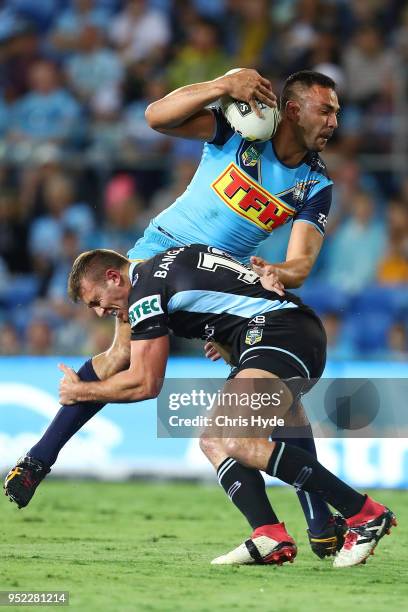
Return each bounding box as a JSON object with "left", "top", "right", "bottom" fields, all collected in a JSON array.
[
  {"left": 167, "top": 388, "right": 286, "bottom": 430},
  {"left": 157, "top": 378, "right": 408, "bottom": 438}
]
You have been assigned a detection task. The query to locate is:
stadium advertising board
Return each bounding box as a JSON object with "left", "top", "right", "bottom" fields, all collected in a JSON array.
[{"left": 1, "top": 357, "right": 407, "bottom": 488}]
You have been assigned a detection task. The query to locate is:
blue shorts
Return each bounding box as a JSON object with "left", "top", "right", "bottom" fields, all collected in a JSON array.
[{"left": 127, "top": 224, "right": 183, "bottom": 262}]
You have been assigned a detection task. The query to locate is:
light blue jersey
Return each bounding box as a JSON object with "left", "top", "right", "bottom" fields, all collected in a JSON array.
[{"left": 128, "top": 108, "right": 333, "bottom": 264}]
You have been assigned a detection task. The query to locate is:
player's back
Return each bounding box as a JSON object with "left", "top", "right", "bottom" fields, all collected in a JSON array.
[{"left": 128, "top": 244, "right": 303, "bottom": 348}]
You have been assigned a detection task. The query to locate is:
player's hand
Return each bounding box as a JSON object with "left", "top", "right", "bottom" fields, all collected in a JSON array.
[
  {"left": 250, "top": 256, "right": 285, "bottom": 296},
  {"left": 58, "top": 363, "right": 81, "bottom": 405},
  {"left": 222, "top": 68, "right": 277, "bottom": 117},
  {"left": 204, "top": 341, "right": 222, "bottom": 361}
]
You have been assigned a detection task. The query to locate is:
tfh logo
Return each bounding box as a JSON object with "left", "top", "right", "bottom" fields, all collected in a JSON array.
[{"left": 212, "top": 163, "right": 294, "bottom": 231}]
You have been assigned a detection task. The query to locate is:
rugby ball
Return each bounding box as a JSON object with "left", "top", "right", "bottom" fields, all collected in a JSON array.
[{"left": 220, "top": 69, "right": 280, "bottom": 142}]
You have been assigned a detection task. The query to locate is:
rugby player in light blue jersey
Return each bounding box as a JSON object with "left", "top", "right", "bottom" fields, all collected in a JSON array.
[
  {"left": 138, "top": 70, "right": 334, "bottom": 274},
  {"left": 5, "top": 69, "right": 344, "bottom": 561}
]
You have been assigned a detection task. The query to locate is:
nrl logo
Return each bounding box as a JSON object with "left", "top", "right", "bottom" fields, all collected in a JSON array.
[
  {"left": 245, "top": 327, "right": 263, "bottom": 346},
  {"left": 241, "top": 145, "right": 260, "bottom": 167}
]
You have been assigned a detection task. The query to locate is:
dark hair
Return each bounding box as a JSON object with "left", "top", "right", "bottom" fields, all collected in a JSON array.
[
  {"left": 280, "top": 70, "right": 336, "bottom": 110},
  {"left": 68, "top": 249, "right": 128, "bottom": 303}
]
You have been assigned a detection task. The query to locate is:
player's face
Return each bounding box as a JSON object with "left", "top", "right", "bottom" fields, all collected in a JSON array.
[
  {"left": 296, "top": 86, "right": 339, "bottom": 152},
  {"left": 80, "top": 275, "right": 129, "bottom": 322}
]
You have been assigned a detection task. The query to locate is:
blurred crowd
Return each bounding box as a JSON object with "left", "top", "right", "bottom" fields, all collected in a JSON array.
[{"left": 0, "top": 0, "right": 408, "bottom": 360}]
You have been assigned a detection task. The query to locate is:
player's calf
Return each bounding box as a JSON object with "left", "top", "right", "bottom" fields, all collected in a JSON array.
[{"left": 4, "top": 456, "right": 50, "bottom": 509}]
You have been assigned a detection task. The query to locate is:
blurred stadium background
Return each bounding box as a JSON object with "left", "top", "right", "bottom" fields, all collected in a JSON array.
[{"left": 1, "top": 0, "right": 408, "bottom": 488}]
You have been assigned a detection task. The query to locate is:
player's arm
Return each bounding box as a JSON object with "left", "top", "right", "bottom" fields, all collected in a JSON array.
[
  {"left": 58, "top": 335, "right": 169, "bottom": 404},
  {"left": 91, "top": 318, "right": 131, "bottom": 379},
  {"left": 252, "top": 182, "right": 332, "bottom": 290},
  {"left": 145, "top": 68, "right": 276, "bottom": 140},
  {"left": 251, "top": 222, "right": 323, "bottom": 290}
]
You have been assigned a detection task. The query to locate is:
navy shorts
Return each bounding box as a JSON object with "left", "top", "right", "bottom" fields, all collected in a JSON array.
[{"left": 228, "top": 307, "right": 327, "bottom": 391}]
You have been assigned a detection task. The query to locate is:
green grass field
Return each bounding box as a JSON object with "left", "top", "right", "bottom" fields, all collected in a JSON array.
[{"left": 1, "top": 481, "right": 406, "bottom": 611}]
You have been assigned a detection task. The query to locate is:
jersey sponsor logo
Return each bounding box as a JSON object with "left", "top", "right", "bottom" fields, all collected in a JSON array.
[
  {"left": 128, "top": 294, "right": 163, "bottom": 327},
  {"left": 316, "top": 157, "right": 327, "bottom": 171},
  {"left": 203, "top": 324, "right": 215, "bottom": 340},
  {"left": 245, "top": 327, "right": 263, "bottom": 345},
  {"left": 241, "top": 145, "right": 260, "bottom": 167},
  {"left": 211, "top": 162, "right": 295, "bottom": 232},
  {"left": 249, "top": 315, "right": 265, "bottom": 326}
]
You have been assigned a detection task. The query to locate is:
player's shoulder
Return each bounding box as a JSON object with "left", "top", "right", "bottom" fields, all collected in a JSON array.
[
  {"left": 207, "top": 106, "right": 236, "bottom": 146},
  {"left": 304, "top": 152, "right": 332, "bottom": 182},
  {"left": 128, "top": 257, "right": 167, "bottom": 323},
  {"left": 129, "top": 256, "right": 160, "bottom": 294}
]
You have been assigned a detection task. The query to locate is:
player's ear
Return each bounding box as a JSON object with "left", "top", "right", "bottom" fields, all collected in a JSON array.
[
  {"left": 105, "top": 268, "right": 121, "bottom": 284},
  {"left": 285, "top": 100, "right": 300, "bottom": 122}
]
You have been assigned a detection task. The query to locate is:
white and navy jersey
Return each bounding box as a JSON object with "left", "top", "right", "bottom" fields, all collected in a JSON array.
[
  {"left": 128, "top": 244, "right": 304, "bottom": 350},
  {"left": 148, "top": 108, "right": 332, "bottom": 262}
]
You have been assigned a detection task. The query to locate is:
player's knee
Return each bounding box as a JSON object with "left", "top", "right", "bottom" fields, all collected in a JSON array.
[
  {"left": 291, "top": 399, "right": 310, "bottom": 427},
  {"left": 223, "top": 437, "right": 244, "bottom": 460},
  {"left": 199, "top": 436, "right": 222, "bottom": 459}
]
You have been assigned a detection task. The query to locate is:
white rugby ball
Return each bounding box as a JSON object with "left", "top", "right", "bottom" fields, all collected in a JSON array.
[{"left": 220, "top": 69, "right": 280, "bottom": 142}]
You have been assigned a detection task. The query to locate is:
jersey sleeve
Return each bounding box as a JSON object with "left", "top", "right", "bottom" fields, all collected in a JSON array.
[
  {"left": 293, "top": 183, "right": 332, "bottom": 236},
  {"left": 207, "top": 107, "right": 235, "bottom": 146},
  {"left": 129, "top": 292, "right": 169, "bottom": 341}
]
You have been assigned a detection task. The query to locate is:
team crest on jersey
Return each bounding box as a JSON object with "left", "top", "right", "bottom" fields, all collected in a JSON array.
[
  {"left": 211, "top": 162, "right": 295, "bottom": 232},
  {"left": 245, "top": 327, "right": 263, "bottom": 346},
  {"left": 241, "top": 145, "right": 260, "bottom": 167},
  {"left": 291, "top": 180, "right": 319, "bottom": 203}
]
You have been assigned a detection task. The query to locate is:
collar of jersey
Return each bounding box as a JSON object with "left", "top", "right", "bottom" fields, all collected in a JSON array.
[
  {"left": 128, "top": 260, "right": 143, "bottom": 285},
  {"left": 270, "top": 140, "right": 310, "bottom": 170}
]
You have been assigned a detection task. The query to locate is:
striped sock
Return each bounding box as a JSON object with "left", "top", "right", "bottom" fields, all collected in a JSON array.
[
  {"left": 276, "top": 428, "right": 332, "bottom": 533},
  {"left": 267, "top": 442, "right": 365, "bottom": 518},
  {"left": 217, "top": 458, "right": 278, "bottom": 529}
]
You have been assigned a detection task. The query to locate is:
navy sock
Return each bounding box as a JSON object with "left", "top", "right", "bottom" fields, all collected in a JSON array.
[
  {"left": 267, "top": 442, "right": 366, "bottom": 518},
  {"left": 217, "top": 457, "right": 278, "bottom": 529},
  {"left": 274, "top": 425, "right": 332, "bottom": 533},
  {"left": 29, "top": 360, "right": 105, "bottom": 467}
]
